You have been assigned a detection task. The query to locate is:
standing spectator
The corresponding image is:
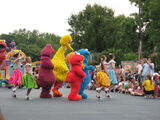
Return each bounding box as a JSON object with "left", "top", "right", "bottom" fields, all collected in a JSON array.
[
  {"left": 136, "top": 60, "right": 143, "bottom": 82},
  {"left": 147, "top": 58, "right": 155, "bottom": 76},
  {"left": 141, "top": 58, "right": 150, "bottom": 82},
  {"left": 116, "top": 65, "right": 124, "bottom": 82}
]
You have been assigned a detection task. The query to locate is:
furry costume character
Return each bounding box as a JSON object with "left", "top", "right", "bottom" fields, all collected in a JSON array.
[
  {"left": 0, "top": 40, "right": 7, "bottom": 69},
  {"left": 52, "top": 35, "right": 73, "bottom": 97},
  {"left": 66, "top": 54, "right": 86, "bottom": 101},
  {"left": 37, "top": 44, "right": 56, "bottom": 98},
  {"left": 78, "top": 49, "right": 94, "bottom": 99}
]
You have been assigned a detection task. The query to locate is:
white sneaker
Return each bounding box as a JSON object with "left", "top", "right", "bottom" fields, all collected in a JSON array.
[
  {"left": 11, "top": 94, "right": 16, "bottom": 98},
  {"left": 96, "top": 95, "right": 102, "bottom": 100},
  {"left": 25, "top": 96, "right": 32, "bottom": 100},
  {"left": 105, "top": 94, "right": 111, "bottom": 98},
  {"left": 12, "top": 88, "right": 17, "bottom": 92}
]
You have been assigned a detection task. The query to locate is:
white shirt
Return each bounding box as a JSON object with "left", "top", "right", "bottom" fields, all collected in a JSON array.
[{"left": 136, "top": 64, "right": 142, "bottom": 74}]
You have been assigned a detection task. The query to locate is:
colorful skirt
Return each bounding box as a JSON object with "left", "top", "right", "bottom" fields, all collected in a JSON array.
[
  {"left": 107, "top": 69, "right": 118, "bottom": 84},
  {"left": 22, "top": 73, "right": 38, "bottom": 88},
  {"left": 96, "top": 72, "right": 110, "bottom": 87},
  {"left": 9, "top": 69, "right": 23, "bottom": 85}
]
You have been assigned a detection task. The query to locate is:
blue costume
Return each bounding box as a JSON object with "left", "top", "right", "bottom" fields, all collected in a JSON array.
[{"left": 78, "top": 49, "right": 94, "bottom": 99}]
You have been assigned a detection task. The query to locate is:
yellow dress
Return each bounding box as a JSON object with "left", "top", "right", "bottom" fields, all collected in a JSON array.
[{"left": 96, "top": 71, "right": 110, "bottom": 87}]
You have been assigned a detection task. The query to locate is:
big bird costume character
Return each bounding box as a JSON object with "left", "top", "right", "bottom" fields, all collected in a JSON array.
[
  {"left": 66, "top": 54, "right": 86, "bottom": 101},
  {"left": 52, "top": 35, "right": 73, "bottom": 97},
  {"left": 37, "top": 44, "right": 56, "bottom": 98}
]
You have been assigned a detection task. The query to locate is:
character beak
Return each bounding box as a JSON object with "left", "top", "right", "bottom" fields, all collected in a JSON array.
[{"left": 66, "top": 43, "right": 74, "bottom": 51}]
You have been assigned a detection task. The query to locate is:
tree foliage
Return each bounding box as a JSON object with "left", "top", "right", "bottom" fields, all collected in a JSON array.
[
  {"left": 0, "top": 29, "right": 60, "bottom": 61},
  {"left": 129, "top": 0, "right": 160, "bottom": 68},
  {"left": 68, "top": 4, "right": 138, "bottom": 65}
]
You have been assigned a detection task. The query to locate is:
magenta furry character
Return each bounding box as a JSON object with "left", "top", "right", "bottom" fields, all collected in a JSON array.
[{"left": 37, "top": 44, "right": 56, "bottom": 98}]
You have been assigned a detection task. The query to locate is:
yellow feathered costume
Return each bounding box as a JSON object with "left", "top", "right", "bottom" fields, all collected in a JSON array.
[{"left": 52, "top": 35, "right": 73, "bottom": 97}]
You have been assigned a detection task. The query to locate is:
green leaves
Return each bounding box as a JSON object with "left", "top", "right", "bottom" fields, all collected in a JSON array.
[
  {"left": 68, "top": 3, "right": 138, "bottom": 65},
  {"left": 0, "top": 29, "right": 60, "bottom": 61}
]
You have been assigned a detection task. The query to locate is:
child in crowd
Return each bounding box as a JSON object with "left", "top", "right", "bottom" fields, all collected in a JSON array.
[
  {"left": 9, "top": 52, "right": 24, "bottom": 98},
  {"left": 130, "top": 82, "right": 144, "bottom": 96},
  {"left": 117, "top": 79, "right": 125, "bottom": 93},
  {"left": 142, "top": 74, "right": 155, "bottom": 98},
  {"left": 123, "top": 80, "right": 129, "bottom": 94},
  {"left": 22, "top": 63, "right": 38, "bottom": 100},
  {"left": 153, "top": 75, "right": 160, "bottom": 98}
]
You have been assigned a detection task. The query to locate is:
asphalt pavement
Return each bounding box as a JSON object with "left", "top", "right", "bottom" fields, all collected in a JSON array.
[{"left": 0, "top": 87, "right": 160, "bottom": 120}]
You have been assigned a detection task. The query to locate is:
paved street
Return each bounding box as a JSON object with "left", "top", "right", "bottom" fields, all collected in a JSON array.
[{"left": 0, "top": 87, "right": 160, "bottom": 120}]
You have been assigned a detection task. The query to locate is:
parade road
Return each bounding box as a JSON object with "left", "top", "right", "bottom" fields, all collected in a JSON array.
[{"left": 0, "top": 88, "right": 160, "bottom": 120}]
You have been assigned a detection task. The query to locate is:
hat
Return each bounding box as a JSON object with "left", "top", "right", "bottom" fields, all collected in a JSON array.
[{"left": 25, "top": 63, "right": 31, "bottom": 67}]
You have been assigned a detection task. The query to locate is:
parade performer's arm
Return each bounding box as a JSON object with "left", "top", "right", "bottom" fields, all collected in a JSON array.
[
  {"left": 84, "top": 64, "right": 95, "bottom": 71},
  {"left": 75, "top": 67, "right": 86, "bottom": 78}
]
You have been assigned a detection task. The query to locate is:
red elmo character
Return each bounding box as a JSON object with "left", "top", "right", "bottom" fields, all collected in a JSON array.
[
  {"left": 37, "top": 44, "right": 56, "bottom": 98},
  {"left": 66, "top": 54, "right": 86, "bottom": 101}
]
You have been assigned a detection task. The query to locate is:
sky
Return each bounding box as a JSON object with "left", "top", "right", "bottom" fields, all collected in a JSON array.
[{"left": 0, "top": 0, "right": 138, "bottom": 36}]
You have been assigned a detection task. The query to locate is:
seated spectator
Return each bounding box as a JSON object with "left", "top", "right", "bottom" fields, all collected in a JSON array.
[
  {"left": 130, "top": 82, "right": 144, "bottom": 96},
  {"left": 142, "top": 74, "right": 155, "bottom": 98}
]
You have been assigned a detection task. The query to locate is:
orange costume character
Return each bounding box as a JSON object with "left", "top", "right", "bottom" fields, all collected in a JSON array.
[{"left": 66, "top": 54, "right": 86, "bottom": 101}]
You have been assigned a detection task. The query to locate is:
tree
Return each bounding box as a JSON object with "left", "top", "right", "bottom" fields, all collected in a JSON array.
[
  {"left": 0, "top": 29, "right": 60, "bottom": 61},
  {"left": 129, "top": 0, "right": 160, "bottom": 68},
  {"left": 113, "top": 15, "right": 138, "bottom": 53},
  {"left": 68, "top": 4, "right": 115, "bottom": 52}
]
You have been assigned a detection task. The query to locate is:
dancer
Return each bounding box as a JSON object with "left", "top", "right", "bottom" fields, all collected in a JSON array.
[
  {"left": 107, "top": 53, "right": 118, "bottom": 93},
  {"left": 22, "top": 63, "right": 38, "bottom": 100},
  {"left": 95, "top": 55, "right": 111, "bottom": 99},
  {"left": 9, "top": 52, "right": 24, "bottom": 98}
]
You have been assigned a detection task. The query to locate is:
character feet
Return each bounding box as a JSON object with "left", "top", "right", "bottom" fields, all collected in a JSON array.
[
  {"left": 52, "top": 89, "right": 63, "bottom": 97},
  {"left": 68, "top": 95, "right": 82, "bottom": 101},
  {"left": 80, "top": 93, "right": 88, "bottom": 99},
  {"left": 40, "top": 94, "right": 52, "bottom": 98}
]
